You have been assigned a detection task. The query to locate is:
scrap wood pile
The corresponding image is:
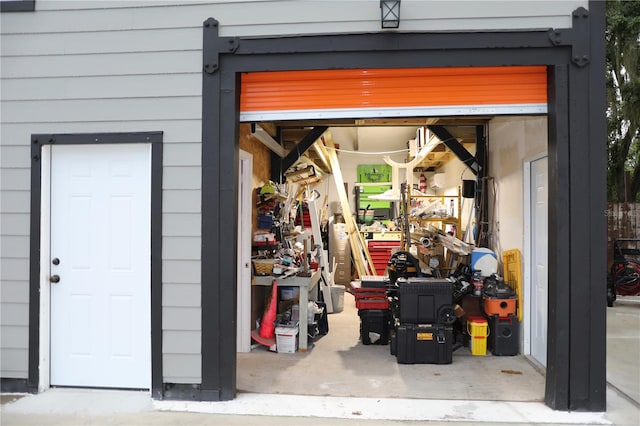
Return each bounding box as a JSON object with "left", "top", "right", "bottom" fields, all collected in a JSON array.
[{"left": 412, "top": 224, "right": 472, "bottom": 256}]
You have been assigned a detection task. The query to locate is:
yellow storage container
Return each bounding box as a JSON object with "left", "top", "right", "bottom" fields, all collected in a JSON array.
[
  {"left": 467, "top": 316, "right": 488, "bottom": 356},
  {"left": 502, "top": 249, "right": 523, "bottom": 322}
]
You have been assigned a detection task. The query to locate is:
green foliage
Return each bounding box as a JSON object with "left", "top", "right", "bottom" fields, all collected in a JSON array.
[{"left": 607, "top": 0, "right": 640, "bottom": 202}]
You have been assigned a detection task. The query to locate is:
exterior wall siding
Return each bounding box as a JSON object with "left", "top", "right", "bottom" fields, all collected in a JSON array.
[
  {"left": 13, "top": 1, "right": 588, "bottom": 36},
  {"left": 0, "top": 2, "right": 206, "bottom": 383},
  {"left": 0, "top": 167, "right": 30, "bottom": 379},
  {"left": 1, "top": 0, "right": 585, "bottom": 385}
]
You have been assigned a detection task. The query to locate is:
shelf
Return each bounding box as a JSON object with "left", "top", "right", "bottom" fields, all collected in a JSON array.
[
  {"left": 410, "top": 143, "right": 453, "bottom": 170},
  {"left": 409, "top": 188, "right": 462, "bottom": 239}
]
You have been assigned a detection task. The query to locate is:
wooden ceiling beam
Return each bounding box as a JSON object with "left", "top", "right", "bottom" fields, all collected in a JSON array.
[
  {"left": 257, "top": 122, "right": 278, "bottom": 138},
  {"left": 250, "top": 123, "right": 286, "bottom": 158}
]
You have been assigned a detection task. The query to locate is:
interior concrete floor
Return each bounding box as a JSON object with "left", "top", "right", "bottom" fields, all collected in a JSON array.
[{"left": 237, "top": 290, "right": 546, "bottom": 401}]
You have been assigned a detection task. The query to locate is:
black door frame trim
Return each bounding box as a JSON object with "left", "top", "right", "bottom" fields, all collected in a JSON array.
[
  {"left": 27, "top": 132, "right": 163, "bottom": 398},
  {"left": 202, "top": 2, "right": 606, "bottom": 411}
]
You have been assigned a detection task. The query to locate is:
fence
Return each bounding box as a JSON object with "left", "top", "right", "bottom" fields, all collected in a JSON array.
[{"left": 607, "top": 203, "right": 640, "bottom": 266}]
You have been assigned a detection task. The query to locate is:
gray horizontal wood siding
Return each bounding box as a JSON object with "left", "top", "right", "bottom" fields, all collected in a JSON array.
[
  {"left": 1, "top": 0, "right": 587, "bottom": 385},
  {"left": 0, "top": 192, "right": 30, "bottom": 381},
  {"left": 3, "top": 1, "right": 587, "bottom": 36},
  {"left": 1, "top": 2, "right": 206, "bottom": 384}
]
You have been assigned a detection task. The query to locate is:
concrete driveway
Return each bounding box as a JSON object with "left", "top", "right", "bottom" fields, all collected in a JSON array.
[{"left": 1, "top": 297, "right": 638, "bottom": 425}]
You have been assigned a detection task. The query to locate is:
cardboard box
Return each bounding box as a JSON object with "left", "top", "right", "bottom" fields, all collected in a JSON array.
[{"left": 275, "top": 325, "right": 299, "bottom": 353}]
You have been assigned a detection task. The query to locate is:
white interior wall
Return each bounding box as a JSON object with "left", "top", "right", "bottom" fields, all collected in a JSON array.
[
  {"left": 436, "top": 147, "right": 477, "bottom": 238},
  {"left": 325, "top": 127, "right": 411, "bottom": 217},
  {"left": 487, "top": 116, "right": 548, "bottom": 260}
]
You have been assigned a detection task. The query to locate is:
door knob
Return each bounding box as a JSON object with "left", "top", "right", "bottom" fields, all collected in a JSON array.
[
  {"left": 52, "top": 258, "right": 60, "bottom": 265},
  {"left": 50, "top": 275, "right": 60, "bottom": 283}
]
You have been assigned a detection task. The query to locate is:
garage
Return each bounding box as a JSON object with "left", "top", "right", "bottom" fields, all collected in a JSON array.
[
  {"left": 1, "top": 0, "right": 605, "bottom": 414},
  {"left": 198, "top": 7, "right": 606, "bottom": 411},
  {"left": 229, "top": 67, "right": 546, "bottom": 400}
]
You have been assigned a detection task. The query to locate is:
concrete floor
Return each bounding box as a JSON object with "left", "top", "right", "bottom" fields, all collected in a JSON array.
[
  {"left": 606, "top": 298, "right": 640, "bottom": 405},
  {"left": 1, "top": 295, "right": 639, "bottom": 425},
  {"left": 237, "top": 292, "right": 546, "bottom": 401}
]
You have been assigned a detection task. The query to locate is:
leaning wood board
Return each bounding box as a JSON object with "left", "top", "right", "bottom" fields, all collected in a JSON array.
[{"left": 321, "top": 131, "right": 376, "bottom": 277}]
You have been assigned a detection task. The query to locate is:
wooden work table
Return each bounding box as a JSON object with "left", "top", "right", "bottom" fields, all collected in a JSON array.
[{"left": 252, "top": 269, "right": 321, "bottom": 351}]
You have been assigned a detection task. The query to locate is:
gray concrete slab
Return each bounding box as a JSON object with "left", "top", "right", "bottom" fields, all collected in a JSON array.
[
  {"left": 606, "top": 297, "right": 640, "bottom": 405},
  {"left": 0, "top": 387, "right": 632, "bottom": 425},
  {"left": 2, "top": 295, "right": 638, "bottom": 425}
]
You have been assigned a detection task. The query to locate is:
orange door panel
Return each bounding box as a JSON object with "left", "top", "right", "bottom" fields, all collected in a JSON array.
[{"left": 240, "top": 66, "right": 547, "bottom": 120}]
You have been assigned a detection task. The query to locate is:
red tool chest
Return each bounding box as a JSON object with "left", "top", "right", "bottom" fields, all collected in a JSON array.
[
  {"left": 354, "top": 287, "right": 389, "bottom": 310},
  {"left": 367, "top": 240, "right": 402, "bottom": 275}
]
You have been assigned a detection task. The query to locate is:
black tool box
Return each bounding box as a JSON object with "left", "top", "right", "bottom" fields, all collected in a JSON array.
[
  {"left": 393, "top": 323, "right": 453, "bottom": 364},
  {"left": 397, "top": 278, "right": 455, "bottom": 325},
  {"left": 358, "top": 309, "right": 391, "bottom": 345}
]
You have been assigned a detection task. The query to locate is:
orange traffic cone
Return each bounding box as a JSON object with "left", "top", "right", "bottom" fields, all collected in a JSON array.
[
  {"left": 259, "top": 279, "right": 278, "bottom": 339},
  {"left": 251, "top": 279, "right": 278, "bottom": 347}
]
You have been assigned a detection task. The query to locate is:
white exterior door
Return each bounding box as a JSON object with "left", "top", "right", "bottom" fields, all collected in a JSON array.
[
  {"left": 530, "top": 156, "right": 548, "bottom": 367},
  {"left": 50, "top": 143, "right": 151, "bottom": 388}
]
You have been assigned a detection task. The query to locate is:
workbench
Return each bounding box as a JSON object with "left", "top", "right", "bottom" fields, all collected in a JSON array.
[{"left": 253, "top": 269, "right": 321, "bottom": 351}]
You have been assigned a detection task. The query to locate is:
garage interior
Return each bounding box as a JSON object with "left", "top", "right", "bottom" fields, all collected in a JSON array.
[{"left": 235, "top": 114, "right": 547, "bottom": 402}]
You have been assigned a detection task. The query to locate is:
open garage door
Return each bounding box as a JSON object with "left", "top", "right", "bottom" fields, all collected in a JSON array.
[{"left": 240, "top": 66, "right": 547, "bottom": 121}]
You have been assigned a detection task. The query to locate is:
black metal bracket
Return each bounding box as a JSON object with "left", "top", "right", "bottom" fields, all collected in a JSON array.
[
  {"left": 281, "top": 126, "right": 329, "bottom": 174},
  {"left": 427, "top": 125, "right": 479, "bottom": 176},
  {"left": 203, "top": 18, "right": 239, "bottom": 74},
  {"left": 548, "top": 7, "right": 590, "bottom": 67}
]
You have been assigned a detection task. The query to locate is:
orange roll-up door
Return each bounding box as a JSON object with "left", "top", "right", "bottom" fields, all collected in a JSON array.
[{"left": 239, "top": 66, "right": 547, "bottom": 121}]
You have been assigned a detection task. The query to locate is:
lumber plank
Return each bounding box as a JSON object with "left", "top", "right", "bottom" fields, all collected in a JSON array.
[{"left": 322, "top": 131, "right": 376, "bottom": 276}]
